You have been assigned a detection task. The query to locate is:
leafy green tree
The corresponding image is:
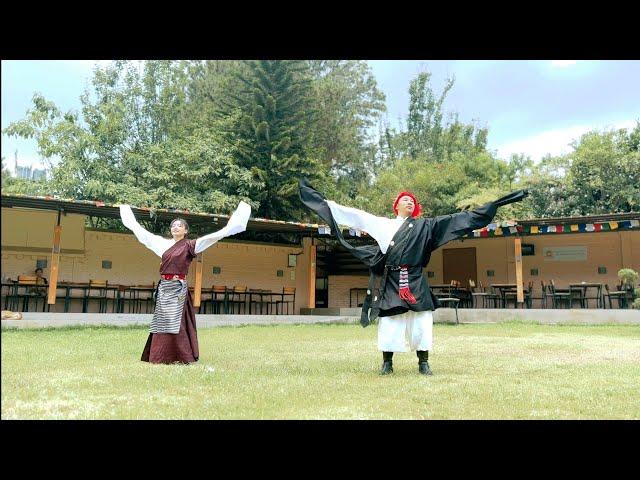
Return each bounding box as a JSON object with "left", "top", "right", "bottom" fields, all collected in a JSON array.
[
  {"left": 522, "top": 124, "right": 640, "bottom": 217},
  {"left": 406, "top": 72, "right": 454, "bottom": 160},
  {"left": 4, "top": 61, "right": 262, "bottom": 223},
  {"left": 567, "top": 126, "right": 640, "bottom": 214},
  {"left": 360, "top": 69, "right": 521, "bottom": 221},
  {"left": 1, "top": 156, "right": 9, "bottom": 188},
  {"left": 307, "top": 60, "right": 386, "bottom": 198},
  {"left": 382, "top": 72, "right": 488, "bottom": 165}
]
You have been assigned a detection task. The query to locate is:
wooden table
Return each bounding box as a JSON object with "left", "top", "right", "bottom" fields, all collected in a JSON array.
[
  {"left": 248, "top": 290, "right": 279, "bottom": 314},
  {"left": 490, "top": 284, "right": 530, "bottom": 308},
  {"left": 120, "top": 285, "right": 157, "bottom": 313},
  {"left": 2, "top": 281, "right": 48, "bottom": 312},
  {"left": 569, "top": 283, "right": 603, "bottom": 308}
]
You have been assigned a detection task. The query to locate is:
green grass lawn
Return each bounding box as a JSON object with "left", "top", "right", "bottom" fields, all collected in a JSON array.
[{"left": 2, "top": 322, "right": 639, "bottom": 419}]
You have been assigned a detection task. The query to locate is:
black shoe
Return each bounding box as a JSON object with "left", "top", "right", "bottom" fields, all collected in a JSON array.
[
  {"left": 379, "top": 361, "right": 393, "bottom": 375},
  {"left": 418, "top": 361, "right": 433, "bottom": 375}
]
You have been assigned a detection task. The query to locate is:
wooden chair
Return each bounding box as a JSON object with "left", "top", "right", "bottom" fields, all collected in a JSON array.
[
  {"left": 549, "top": 279, "right": 571, "bottom": 308},
  {"left": 502, "top": 287, "right": 519, "bottom": 308},
  {"left": 118, "top": 285, "right": 138, "bottom": 313},
  {"left": 582, "top": 284, "right": 604, "bottom": 309},
  {"left": 86, "top": 280, "right": 109, "bottom": 313},
  {"left": 228, "top": 285, "right": 248, "bottom": 314},
  {"left": 525, "top": 281, "right": 543, "bottom": 308},
  {"left": 18, "top": 275, "right": 37, "bottom": 284},
  {"left": 133, "top": 283, "right": 155, "bottom": 313},
  {"left": 568, "top": 285, "right": 586, "bottom": 308},
  {"left": 213, "top": 285, "right": 229, "bottom": 314},
  {"left": 46, "top": 281, "right": 72, "bottom": 313},
  {"left": 502, "top": 283, "right": 533, "bottom": 309},
  {"left": 604, "top": 284, "right": 629, "bottom": 309},
  {"left": 482, "top": 282, "right": 501, "bottom": 308},
  {"left": 468, "top": 279, "right": 489, "bottom": 308},
  {"left": 202, "top": 285, "right": 227, "bottom": 314},
  {"left": 275, "top": 287, "right": 296, "bottom": 315},
  {"left": 252, "top": 289, "right": 276, "bottom": 315},
  {"left": 540, "top": 281, "right": 553, "bottom": 309},
  {"left": 1, "top": 280, "right": 14, "bottom": 310},
  {"left": 10, "top": 275, "right": 44, "bottom": 312}
]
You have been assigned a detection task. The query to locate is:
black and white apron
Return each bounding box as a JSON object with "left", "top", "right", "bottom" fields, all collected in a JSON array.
[{"left": 150, "top": 279, "right": 187, "bottom": 334}]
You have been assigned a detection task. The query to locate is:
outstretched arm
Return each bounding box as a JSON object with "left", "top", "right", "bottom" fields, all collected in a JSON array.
[
  {"left": 325, "top": 200, "right": 399, "bottom": 253},
  {"left": 299, "top": 178, "right": 399, "bottom": 253},
  {"left": 119, "top": 205, "right": 174, "bottom": 257},
  {"left": 194, "top": 201, "right": 252, "bottom": 254},
  {"left": 429, "top": 190, "right": 528, "bottom": 250}
]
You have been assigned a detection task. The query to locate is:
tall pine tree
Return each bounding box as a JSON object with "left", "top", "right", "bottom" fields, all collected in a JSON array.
[{"left": 217, "top": 60, "right": 324, "bottom": 219}]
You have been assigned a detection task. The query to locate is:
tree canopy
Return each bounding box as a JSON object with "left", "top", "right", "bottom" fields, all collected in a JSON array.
[{"left": 4, "top": 61, "right": 639, "bottom": 228}]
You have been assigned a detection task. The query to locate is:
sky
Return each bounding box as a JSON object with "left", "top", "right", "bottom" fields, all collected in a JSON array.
[{"left": 2, "top": 60, "right": 639, "bottom": 174}]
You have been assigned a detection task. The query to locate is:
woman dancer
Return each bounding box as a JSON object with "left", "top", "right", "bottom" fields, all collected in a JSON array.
[{"left": 120, "top": 201, "right": 251, "bottom": 364}]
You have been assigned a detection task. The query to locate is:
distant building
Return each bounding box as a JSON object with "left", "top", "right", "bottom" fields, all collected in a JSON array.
[
  {"left": 13, "top": 155, "right": 48, "bottom": 181},
  {"left": 31, "top": 168, "right": 48, "bottom": 181}
]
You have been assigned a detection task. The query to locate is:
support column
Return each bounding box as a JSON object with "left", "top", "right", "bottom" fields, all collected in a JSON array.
[
  {"left": 307, "top": 239, "right": 316, "bottom": 308},
  {"left": 47, "top": 210, "right": 62, "bottom": 305},
  {"left": 514, "top": 236, "right": 524, "bottom": 305},
  {"left": 193, "top": 253, "right": 203, "bottom": 308}
]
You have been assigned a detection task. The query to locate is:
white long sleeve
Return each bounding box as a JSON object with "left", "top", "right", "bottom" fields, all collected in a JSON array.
[
  {"left": 119, "top": 205, "right": 174, "bottom": 257},
  {"left": 194, "top": 201, "right": 252, "bottom": 254},
  {"left": 326, "top": 200, "right": 404, "bottom": 254}
]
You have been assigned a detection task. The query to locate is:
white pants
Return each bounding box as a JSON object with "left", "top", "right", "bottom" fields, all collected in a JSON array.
[{"left": 377, "top": 310, "right": 433, "bottom": 352}]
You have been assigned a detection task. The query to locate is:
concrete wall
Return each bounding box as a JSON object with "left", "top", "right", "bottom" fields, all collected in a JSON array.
[
  {"left": 1, "top": 208, "right": 85, "bottom": 251},
  {"left": 327, "top": 275, "right": 369, "bottom": 308},
  {"left": 3, "top": 308, "right": 638, "bottom": 329}
]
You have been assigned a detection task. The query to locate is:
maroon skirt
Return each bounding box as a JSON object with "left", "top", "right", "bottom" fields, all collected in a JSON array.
[{"left": 141, "top": 290, "right": 199, "bottom": 364}]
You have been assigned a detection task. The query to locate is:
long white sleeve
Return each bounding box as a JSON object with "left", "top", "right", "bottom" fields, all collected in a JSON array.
[
  {"left": 194, "top": 201, "right": 252, "bottom": 254},
  {"left": 119, "top": 205, "right": 174, "bottom": 258},
  {"left": 326, "top": 200, "right": 403, "bottom": 254}
]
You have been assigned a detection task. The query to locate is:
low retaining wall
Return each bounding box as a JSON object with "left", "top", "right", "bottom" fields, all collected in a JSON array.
[
  {"left": 2, "top": 308, "right": 638, "bottom": 329},
  {"left": 1, "top": 313, "right": 358, "bottom": 329},
  {"left": 302, "top": 307, "right": 639, "bottom": 325}
]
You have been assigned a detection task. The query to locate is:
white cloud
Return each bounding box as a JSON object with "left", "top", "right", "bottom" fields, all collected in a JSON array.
[
  {"left": 495, "top": 120, "right": 637, "bottom": 161},
  {"left": 550, "top": 60, "right": 577, "bottom": 67}
]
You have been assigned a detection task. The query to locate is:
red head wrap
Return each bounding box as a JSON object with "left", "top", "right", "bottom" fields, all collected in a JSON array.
[{"left": 393, "top": 191, "right": 421, "bottom": 218}]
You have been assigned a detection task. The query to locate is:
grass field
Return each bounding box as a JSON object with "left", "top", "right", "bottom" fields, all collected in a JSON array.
[{"left": 2, "top": 322, "right": 639, "bottom": 419}]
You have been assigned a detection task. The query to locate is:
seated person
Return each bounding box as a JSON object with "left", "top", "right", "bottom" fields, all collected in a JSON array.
[{"left": 29, "top": 268, "right": 48, "bottom": 295}]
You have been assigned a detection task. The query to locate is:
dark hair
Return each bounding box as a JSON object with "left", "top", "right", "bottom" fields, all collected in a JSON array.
[
  {"left": 170, "top": 218, "right": 189, "bottom": 232},
  {"left": 35, "top": 268, "right": 44, "bottom": 273}
]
